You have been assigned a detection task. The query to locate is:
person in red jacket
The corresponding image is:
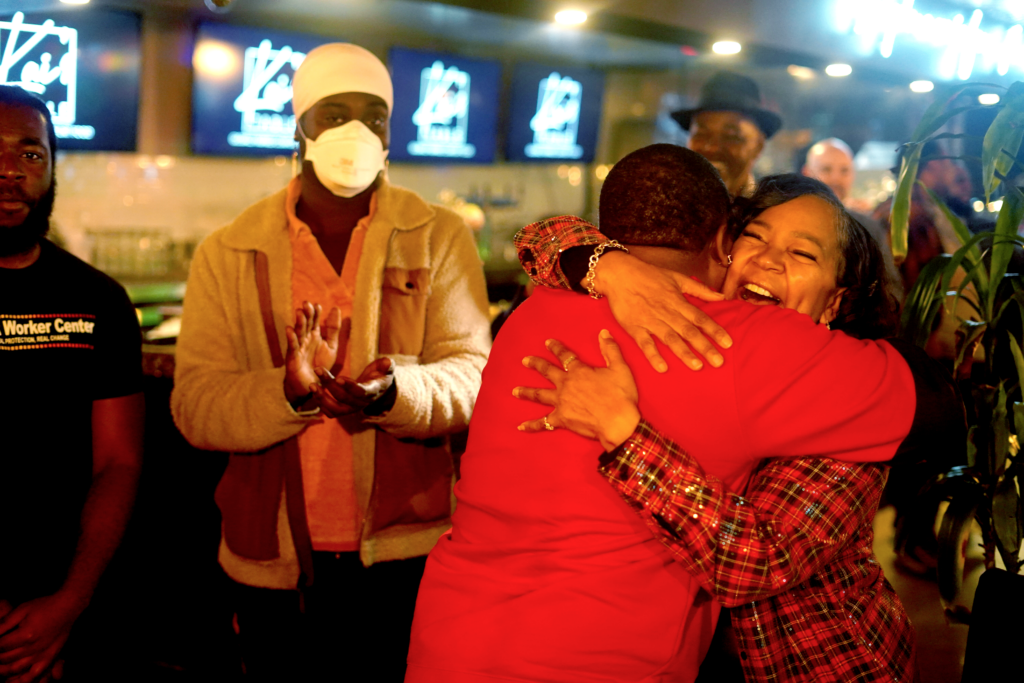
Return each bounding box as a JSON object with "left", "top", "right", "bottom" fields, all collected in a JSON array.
[
  {"left": 406, "top": 147, "right": 944, "bottom": 683},
  {"left": 510, "top": 171, "right": 963, "bottom": 682}
]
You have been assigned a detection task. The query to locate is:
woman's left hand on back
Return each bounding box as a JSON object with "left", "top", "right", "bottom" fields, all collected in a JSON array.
[
  {"left": 514, "top": 332, "right": 641, "bottom": 451},
  {"left": 594, "top": 251, "right": 731, "bottom": 373}
]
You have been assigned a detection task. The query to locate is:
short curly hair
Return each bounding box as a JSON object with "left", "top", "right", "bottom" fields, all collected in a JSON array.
[
  {"left": 731, "top": 174, "right": 900, "bottom": 340},
  {"left": 599, "top": 144, "right": 730, "bottom": 251},
  {"left": 0, "top": 85, "right": 57, "bottom": 157}
]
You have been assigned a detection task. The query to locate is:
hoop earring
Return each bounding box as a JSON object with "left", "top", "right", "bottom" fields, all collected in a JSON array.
[
  {"left": 291, "top": 151, "right": 299, "bottom": 178},
  {"left": 726, "top": 254, "right": 732, "bottom": 267},
  {"left": 826, "top": 321, "right": 832, "bottom": 330}
]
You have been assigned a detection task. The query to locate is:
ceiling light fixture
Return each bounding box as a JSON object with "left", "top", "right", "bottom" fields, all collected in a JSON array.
[
  {"left": 554, "top": 9, "right": 588, "bottom": 25},
  {"left": 204, "top": 0, "right": 235, "bottom": 13},
  {"left": 787, "top": 65, "right": 815, "bottom": 80},
  {"left": 825, "top": 63, "right": 853, "bottom": 77},
  {"left": 59, "top": 0, "right": 91, "bottom": 4},
  {"left": 712, "top": 41, "right": 742, "bottom": 55},
  {"left": 910, "top": 80, "right": 934, "bottom": 93},
  {"left": 979, "top": 93, "right": 1001, "bottom": 105}
]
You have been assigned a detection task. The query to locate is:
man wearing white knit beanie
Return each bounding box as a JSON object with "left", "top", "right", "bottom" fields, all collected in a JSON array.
[{"left": 172, "top": 43, "right": 490, "bottom": 681}]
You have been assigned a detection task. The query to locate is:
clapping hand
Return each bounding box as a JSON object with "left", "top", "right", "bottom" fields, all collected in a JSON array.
[
  {"left": 311, "top": 358, "right": 396, "bottom": 418},
  {"left": 284, "top": 302, "right": 343, "bottom": 404}
]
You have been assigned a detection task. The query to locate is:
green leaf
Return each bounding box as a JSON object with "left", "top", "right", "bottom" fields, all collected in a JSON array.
[
  {"left": 957, "top": 292, "right": 985, "bottom": 318},
  {"left": 901, "top": 254, "right": 952, "bottom": 346},
  {"left": 983, "top": 81, "right": 1024, "bottom": 200},
  {"left": 936, "top": 481, "right": 985, "bottom": 604},
  {"left": 899, "top": 254, "right": 951, "bottom": 348},
  {"left": 994, "top": 382, "right": 1010, "bottom": 476},
  {"left": 890, "top": 142, "right": 923, "bottom": 264},
  {"left": 989, "top": 187, "right": 1024, "bottom": 314},
  {"left": 992, "top": 476, "right": 1022, "bottom": 574},
  {"left": 947, "top": 258, "right": 991, "bottom": 323},
  {"left": 913, "top": 101, "right": 998, "bottom": 142},
  {"left": 938, "top": 229, "right": 997, "bottom": 306},
  {"left": 1008, "top": 334, "right": 1024, "bottom": 392},
  {"left": 955, "top": 320, "right": 987, "bottom": 375},
  {"left": 1014, "top": 402, "right": 1024, "bottom": 438},
  {"left": 967, "top": 425, "right": 978, "bottom": 468}
]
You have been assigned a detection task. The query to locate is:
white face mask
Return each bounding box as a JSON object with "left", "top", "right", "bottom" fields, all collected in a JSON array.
[{"left": 301, "top": 120, "right": 389, "bottom": 198}]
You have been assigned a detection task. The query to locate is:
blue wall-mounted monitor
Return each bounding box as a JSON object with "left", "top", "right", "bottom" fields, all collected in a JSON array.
[
  {"left": 0, "top": 9, "right": 141, "bottom": 151},
  {"left": 388, "top": 47, "right": 500, "bottom": 164},
  {"left": 506, "top": 63, "right": 604, "bottom": 163},
  {"left": 192, "top": 23, "right": 335, "bottom": 156}
]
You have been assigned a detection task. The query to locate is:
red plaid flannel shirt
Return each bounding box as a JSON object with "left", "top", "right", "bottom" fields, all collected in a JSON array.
[
  {"left": 515, "top": 217, "right": 916, "bottom": 681},
  {"left": 600, "top": 421, "right": 916, "bottom": 682},
  {"left": 514, "top": 215, "right": 605, "bottom": 290}
]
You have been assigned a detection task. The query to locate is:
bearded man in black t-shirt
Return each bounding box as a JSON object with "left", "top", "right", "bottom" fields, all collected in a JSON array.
[{"left": 0, "top": 86, "right": 143, "bottom": 682}]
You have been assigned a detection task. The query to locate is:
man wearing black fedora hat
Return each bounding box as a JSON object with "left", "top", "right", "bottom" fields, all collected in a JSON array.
[{"left": 672, "top": 71, "right": 782, "bottom": 197}]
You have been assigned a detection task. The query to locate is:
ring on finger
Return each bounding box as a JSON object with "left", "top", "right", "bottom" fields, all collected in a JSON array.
[
  {"left": 562, "top": 355, "right": 578, "bottom": 372},
  {"left": 543, "top": 415, "right": 555, "bottom": 431}
]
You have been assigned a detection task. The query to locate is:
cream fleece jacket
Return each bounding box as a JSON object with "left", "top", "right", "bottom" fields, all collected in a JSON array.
[{"left": 171, "top": 180, "right": 490, "bottom": 587}]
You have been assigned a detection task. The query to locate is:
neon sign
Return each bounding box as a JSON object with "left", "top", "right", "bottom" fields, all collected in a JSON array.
[
  {"left": 227, "top": 39, "right": 305, "bottom": 149},
  {"left": 525, "top": 72, "right": 583, "bottom": 159},
  {"left": 835, "top": 0, "right": 1024, "bottom": 80},
  {"left": 506, "top": 63, "right": 602, "bottom": 164},
  {"left": 408, "top": 60, "right": 475, "bottom": 158},
  {"left": 191, "top": 23, "right": 330, "bottom": 156},
  {"left": 388, "top": 47, "right": 499, "bottom": 163},
  {"left": 0, "top": 11, "right": 93, "bottom": 140}
]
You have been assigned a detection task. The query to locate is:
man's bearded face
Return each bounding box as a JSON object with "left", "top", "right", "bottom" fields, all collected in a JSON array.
[
  {"left": 0, "top": 102, "right": 54, "bottom": 257},
  {"left": 0, "top": 176, "right": 54, "bottom": 257}
]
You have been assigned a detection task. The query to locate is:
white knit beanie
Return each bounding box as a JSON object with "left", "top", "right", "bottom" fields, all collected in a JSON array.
[{"left": 292, "top": 43, "right": 393, "bottom": 118}]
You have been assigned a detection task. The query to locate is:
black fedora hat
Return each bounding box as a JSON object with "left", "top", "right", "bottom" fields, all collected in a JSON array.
[{"left": 671, "top": 71, "right": 783, "bottom": 139}]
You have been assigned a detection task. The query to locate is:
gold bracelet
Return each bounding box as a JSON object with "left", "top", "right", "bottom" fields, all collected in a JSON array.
[{"left": 584, "top": 240, "right": 629, "bottom": 299}]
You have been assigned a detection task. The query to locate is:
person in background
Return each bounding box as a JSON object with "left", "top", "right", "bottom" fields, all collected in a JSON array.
[
  {"left": 0, "top": 86, "right": 144, "bottom": 681},
  {"left": 171, "top": 44, "right": 490, "bottom": 681},
  {"left": 873, "top": 139, "right": 969, "bottom": 295},
  {"left": 923, "top": 154, "right": 974, "bottom": 223},
  {"left": 803, "top": 137, "right": 902, "bottom": 297},
  {"left": 673, "top": 71, "right": 782, "bottom": 197},
  {"left": 871, "top": 140, "right": 977, "bottom": 574}
]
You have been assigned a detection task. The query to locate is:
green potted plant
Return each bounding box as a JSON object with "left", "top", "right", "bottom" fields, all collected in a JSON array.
[{"left": 890, "top": 83, "right": 1024, "bottom": 617}]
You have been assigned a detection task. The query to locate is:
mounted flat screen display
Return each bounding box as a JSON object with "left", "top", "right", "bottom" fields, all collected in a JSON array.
[
  {"left": 0, "top": 9, "right": 141, "bottom": 151},
  {"left": 192, "top": 23, "right": 334, "bottom": 156},
  {"left": 388, "top": 47, "right": 500, "bottom": 164},
  {"left": 506, "top": 63, "right": 604, "bottom": 163}
]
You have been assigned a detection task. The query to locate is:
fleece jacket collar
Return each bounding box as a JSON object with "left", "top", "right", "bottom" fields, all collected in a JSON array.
[{"left": 218, "top": 179, "right": 437, "bottom": 253}]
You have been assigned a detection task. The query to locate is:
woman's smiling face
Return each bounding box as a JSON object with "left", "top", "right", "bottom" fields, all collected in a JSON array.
[{"left": 722, "top": 195, "right": 846, "bottom": 324}]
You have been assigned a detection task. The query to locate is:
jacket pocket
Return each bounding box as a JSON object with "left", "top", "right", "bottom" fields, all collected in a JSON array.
[
  {"left": 370, "top": 431, "right": 454, "bottom": 532},
  {"left": 379, "top": 267, "right": 430, "bottom": 356},
  {"left": 215, "top": 449, "right": 287, "bottom": 561}
]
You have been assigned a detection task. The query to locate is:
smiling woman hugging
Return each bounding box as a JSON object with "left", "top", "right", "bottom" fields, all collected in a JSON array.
[
  {"left": 510, "top": 172, "right": 959, "bottom": 682},
  {"left": 726, "top": 174, "right": 899, "bottom": 340}
]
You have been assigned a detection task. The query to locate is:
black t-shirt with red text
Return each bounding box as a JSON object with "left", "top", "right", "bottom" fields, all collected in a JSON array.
[{"left": 0, "top": 239, "right": 141, "bottom": 602}]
